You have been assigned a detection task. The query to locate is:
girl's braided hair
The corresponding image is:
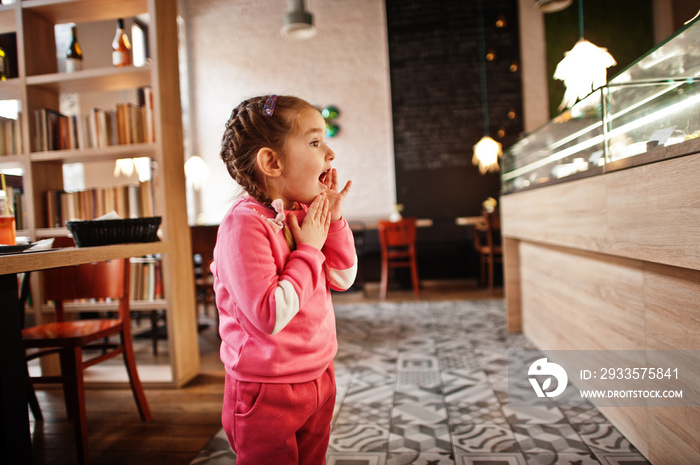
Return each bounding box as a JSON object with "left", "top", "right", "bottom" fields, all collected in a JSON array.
[
  {"left": 220, "top": 95, "right": 316, "bottom": 206},
  {"left": 221, "top": 95, "right": 317, "bottom": 249}
]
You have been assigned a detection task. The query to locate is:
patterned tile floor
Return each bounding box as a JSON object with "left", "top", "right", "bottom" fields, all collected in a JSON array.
[{"left": 191, "top": 299, "right": 651, "bottom": 465}]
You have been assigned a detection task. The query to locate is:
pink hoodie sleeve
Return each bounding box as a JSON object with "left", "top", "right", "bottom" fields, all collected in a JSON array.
[{"left": 322, "top": 217, "right": 358, "bottom": 291}]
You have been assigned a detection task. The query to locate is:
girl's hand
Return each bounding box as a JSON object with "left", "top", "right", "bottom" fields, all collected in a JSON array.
[
  {"left": 321, "top": 168, "right": 352, "bottom": 222},
  {"left": 287, "top": 193, "right": 331, "bottom": 250}
]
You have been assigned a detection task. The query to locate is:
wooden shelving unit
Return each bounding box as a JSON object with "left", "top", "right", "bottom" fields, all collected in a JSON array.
[{"left": 0, "top": 0, "right": 199, "bottom": 387}]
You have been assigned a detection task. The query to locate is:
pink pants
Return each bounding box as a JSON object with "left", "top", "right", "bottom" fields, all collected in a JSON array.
[{"left": 222, "top": 363, "right": 336, "bottom": 465}]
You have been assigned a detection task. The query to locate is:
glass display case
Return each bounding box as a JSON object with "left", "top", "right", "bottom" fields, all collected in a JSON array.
[{"left": 502, "top": 15, "right": 700, "bottom": 193}]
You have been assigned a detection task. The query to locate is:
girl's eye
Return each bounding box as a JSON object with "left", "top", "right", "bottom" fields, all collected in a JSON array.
[{"left": 310, "top": 140, "right": 320, "bottom": 147}]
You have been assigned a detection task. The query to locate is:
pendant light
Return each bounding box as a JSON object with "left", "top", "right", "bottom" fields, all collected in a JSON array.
[
  {"left": 281, "top": 0, "right": 316, "bottom": 40},
  {"left": 553, "top": 0, "right": 616, "bottom": 110},
  {"left": 535, "top": 0, "right": 573, "bottom": 13},
  {"left": 472, "top": 0, "right": 502, "bottom": 175}
]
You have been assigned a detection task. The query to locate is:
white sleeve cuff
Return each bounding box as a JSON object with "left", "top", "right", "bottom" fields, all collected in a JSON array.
[
  {"left": 272, "top": 279, "right": 300, "bottom": 335},
  {"left": 326, "top": 255, "right": 358, "bottom": 290}
]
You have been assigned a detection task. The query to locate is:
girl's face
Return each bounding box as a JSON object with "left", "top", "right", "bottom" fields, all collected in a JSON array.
[{"left": 278, "top": 108, "right": 335, "bottom": 208}]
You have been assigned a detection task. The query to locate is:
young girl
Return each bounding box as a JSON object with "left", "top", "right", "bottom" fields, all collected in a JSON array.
[{"left": 212, "top": 95, "right": 357, "bottom": 464}]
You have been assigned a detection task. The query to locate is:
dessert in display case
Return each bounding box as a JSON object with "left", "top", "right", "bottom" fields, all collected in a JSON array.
[{"left": 502, "top": 15, "right": 700, "bottom": 194}]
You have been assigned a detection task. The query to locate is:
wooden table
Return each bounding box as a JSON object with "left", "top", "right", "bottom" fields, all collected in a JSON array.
[
  {"left": 0, "top": 242, "right": 169, "bottom": 463},
  {"left": 455, "top": 216, "right": 485, "bottom": 226}
]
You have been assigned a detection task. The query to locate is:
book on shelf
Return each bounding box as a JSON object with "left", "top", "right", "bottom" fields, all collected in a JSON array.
[
  {"left": 43, "top": 180, "right": 154, "bottom": 227},
  {"left": 33, "top": 108, "right": 64, "bottom": 152},
  {"left": 13, "top": 189, "right": 27, "bottom": 230},
  {"left": 129, "top": 255, "right": 163, "bottom": 301},
  {"left": 116, "top": 102, "right": 146, "bottom": 145},
  {"left": 139, "top": 86, "right": 155, "bottom": 144},
  {"left": 2, "top": 185, "right": 27, "bottom": 230},
  {"left": 32, "top": 86, "right": 155, "bottom": 152},
  {"left": 0, "top": 115, "right": 22, "bottom": 156}
]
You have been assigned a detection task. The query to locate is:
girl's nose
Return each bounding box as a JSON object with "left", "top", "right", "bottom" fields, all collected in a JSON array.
[{"left": 326, "top": 147, "right": 335, "bottom": 161}]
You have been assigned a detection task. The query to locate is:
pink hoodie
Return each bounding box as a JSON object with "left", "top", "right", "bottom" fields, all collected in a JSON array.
[{"left": 212, "top": 196, "right": 357, "bottom": 384}]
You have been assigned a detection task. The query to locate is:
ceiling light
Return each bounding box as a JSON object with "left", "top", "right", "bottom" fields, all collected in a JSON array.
[
  {"left": 281, "top": 0, "right": 316, "bottom": 40},
  {"left": 535, "top": 0, "right": 573, "bottom": 13},
  {"left": 553, "top": 0, "right": 616, "bottom": 110},
  {"left": 472, "top": 0, "right": 502, "bottom": 175},
  {"left": 554, "top": 39, "right": 616, "bottom": 110},
  {"left": 473, "top": 136, "right": 503, "bottom": 174}
]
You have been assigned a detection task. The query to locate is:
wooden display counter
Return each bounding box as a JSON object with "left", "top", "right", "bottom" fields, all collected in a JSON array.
[{"left": 501, "top": 148, "right": 699, "bottom": 464}]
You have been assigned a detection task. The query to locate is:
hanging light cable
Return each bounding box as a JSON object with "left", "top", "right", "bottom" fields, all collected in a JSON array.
[
  {"left": 553, "top": 0, "right": 616, "bottom": 110},
  {"left": 472, "top": 0, "right": 502, "bottom": 175}
]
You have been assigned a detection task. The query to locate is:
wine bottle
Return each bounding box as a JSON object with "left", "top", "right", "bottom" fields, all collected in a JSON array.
[
  {"left": 66, "top": 25, "right": 83, "bottom": 73},
  {"left": 112, "top": 18, "right": 132, "bottom": 67},
  {"left": 0, "top": 45, "right": 7, "bottom": 81}
]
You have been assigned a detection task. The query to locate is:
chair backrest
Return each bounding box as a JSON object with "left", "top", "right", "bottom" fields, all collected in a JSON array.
[
  {"left": 42, "top": 258, "right": 129, "bottom": 321},
  {"left": 191, "top": 225, "right": 218, "bottom": 270},
  {"left": 477, "top": 209, "right": 501, "bottom": 250},
  {"left": 483, "top": 209, "right": 501, "bottom": 231},
  {"left": 378, "top": 218, "right": 417, "bottom": 249}
]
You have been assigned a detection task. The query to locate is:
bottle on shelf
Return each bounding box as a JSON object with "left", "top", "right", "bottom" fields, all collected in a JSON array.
[
  {"left": 112, "top": 18, "right": 132, "bottom": 67},
  {"left": 0, "top": 45, "right": 7, "bottom": 81},
  {"left": 66, "top": 25, "right": 83, "bottom": 73}
]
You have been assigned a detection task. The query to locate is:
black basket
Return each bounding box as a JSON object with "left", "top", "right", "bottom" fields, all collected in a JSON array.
[{"left": 66, "top": 217, "right": 162, "bottom": 247}]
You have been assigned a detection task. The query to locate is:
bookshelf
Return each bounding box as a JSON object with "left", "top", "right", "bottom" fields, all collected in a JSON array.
[{"left": 0, "top": 0, "right": 199, "bottom": 387}]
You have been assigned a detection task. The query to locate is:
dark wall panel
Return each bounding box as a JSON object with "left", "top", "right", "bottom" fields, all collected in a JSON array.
[{"left": 386, "top": 0, "right": 523, "bottom": 220}]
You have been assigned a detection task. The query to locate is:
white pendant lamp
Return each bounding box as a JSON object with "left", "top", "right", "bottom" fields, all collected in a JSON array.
[
  {"left": 281, "top": 0, "right": 316, "bottom": 40},
  {"left": 553, "top": 0, "right": 616, "bottom": 110},
  {"left": 472, "top": 0, "right": 502, "bottom": 175},
  {"left": 473, "top": 136, "right": 503, "bottom": 175},
  {"left": 535, "top": 0, "right": 573, "bottom": 13}
]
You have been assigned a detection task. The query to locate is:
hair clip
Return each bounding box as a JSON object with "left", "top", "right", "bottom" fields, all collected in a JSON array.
[{"left": 263, "top": 95, "right": 277, "bottom": 117}]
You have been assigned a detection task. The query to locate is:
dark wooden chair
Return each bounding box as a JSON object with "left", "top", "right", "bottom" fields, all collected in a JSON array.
[
  {"left": 191, "top": 225, "right": 218, "bottom": 318},
  {"left": 473, "top": 209, "right": 503, "bottom": 291},
  {"left": 377, "top": 218, "right": 420, "bottom": 299},
  {"left": 22, "top": 258, "right": 152, "bottom": 465}
]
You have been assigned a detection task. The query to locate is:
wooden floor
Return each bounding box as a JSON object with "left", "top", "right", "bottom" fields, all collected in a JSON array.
[{"left": 29, "top": 280, "right": 502, "bottom": 465}]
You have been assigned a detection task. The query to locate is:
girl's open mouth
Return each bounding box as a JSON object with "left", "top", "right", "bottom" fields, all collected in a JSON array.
[{"left": 319, "top": 169, "right": 330, "bottom": 187}]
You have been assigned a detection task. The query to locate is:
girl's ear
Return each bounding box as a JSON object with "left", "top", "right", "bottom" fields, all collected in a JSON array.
[{"left": 256, "top": 147, "right": 282, "bottom": 177}]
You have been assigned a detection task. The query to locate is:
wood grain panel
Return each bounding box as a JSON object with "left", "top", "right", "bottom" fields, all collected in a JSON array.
[
  {"left": 22, "top": 9, "right": 57, "bottom": 77},
  {"left": 648, "top": 407, "right": 700, "bottom": 465},
  {"left": 501, "top": 175, "right": 608, "bottom": 252},
  {"left": 26, "top": 66, "right": 152, "bottom": 94},
  {"left": 606, "top": 155, "right": 700, "bottom": 270},
  {"left": 0, "top": 7, "right": 16, "bottom": 34},
  {"left": 151, "top": 0, "right": 199, "bottom": 387},
  {"left": 502, "top": 153, "right": 700, "bottom": 271},
  {"left": 503, "top": 237, "right": 522, "bottom": 333},
  {"left": 519, "top": 243, "right": 646, "bottom": 352},
  {"left": 644, "top": 263, "right": 700, "bottom": 350},
  {"left": 0, "top": 242, "right": 169, "bottom": 275}
]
